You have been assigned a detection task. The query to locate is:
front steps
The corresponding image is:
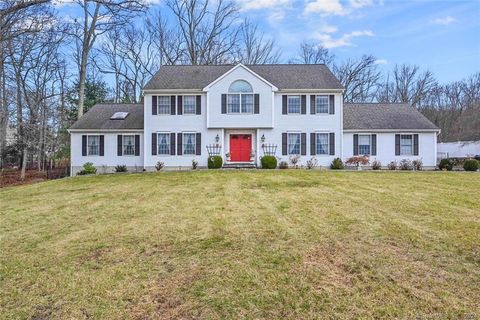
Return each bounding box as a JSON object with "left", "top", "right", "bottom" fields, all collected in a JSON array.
[{"left": 222, "top": 162, "right": 257, "bottom": 169}]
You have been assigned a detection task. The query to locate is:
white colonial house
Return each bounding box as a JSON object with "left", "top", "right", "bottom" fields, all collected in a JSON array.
[{"left": 69, "top": 64, "right": 440, "bottom": 174}]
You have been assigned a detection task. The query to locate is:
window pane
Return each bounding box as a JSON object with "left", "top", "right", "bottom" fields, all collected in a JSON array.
[
  {"left": 358, "top": 135, "right": 371, "bottom": 155},
  {"left": 229, "top": 80, "right": 253, "bottom": 93},
  {"left": 316, "top": 133, "right": 329, "bottom": 155},
  {"left": 241, "top": 94, "right": 254, "bottom": 113},
  {"left": 158, "top": 96, "right": 170, "bottom": 114},
  {"left": 316, "top": 95, "right": 329, "bottom": 113},
  {"left": 157, "top": 133, "right": 170, "bottom": 155},
  {"left": 288, "top": 133, "right": 301, "bottom": 155},
  {"left": 288, "top": 96, "right": 301, "bottom": 114},
  {"left": 123, "top": 135, "right": 135, "bottom": 155},
  {"left": 183, "top": 133, "right": 196, "bottom": 155},
  {"left": 87, "top": 136, "right": 99, "bottom": 156},
  {"left": 228, "top": 94, "right": 240, "bottom": 113},
  {"left": 183, "top": 96, "right": 196, "bottom": 114},
  {"left": 400, "top": 134, "right": 413, "bottom": 155}
]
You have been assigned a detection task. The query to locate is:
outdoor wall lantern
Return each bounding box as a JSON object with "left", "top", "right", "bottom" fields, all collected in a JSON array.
[
  {"left": 215, "top": 134, "right": 220, "bottom": 143},
  {"left": 261, "top": 134, "right": 266, "bottom": 143}
]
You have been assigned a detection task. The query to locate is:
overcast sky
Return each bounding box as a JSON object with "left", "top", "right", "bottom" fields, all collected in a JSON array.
[{"left": 57, "top": 0, "right": 480, "bottom": 83}]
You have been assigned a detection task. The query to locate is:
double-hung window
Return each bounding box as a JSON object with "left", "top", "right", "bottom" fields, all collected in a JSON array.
[
  {"left": 157, "top": 133, "right": 170, "bottom": 155},
  {"left": 183, "top": 133, "right": 196, "bottom": 155},
  {"left": 315, "top": 95, "right": 329, "bottom": 114},
  {"left": 183, "top": 96, "right": 196, "bottom": 114},
  {"left": 358, "top": 134, "right": 371, "bottom": 155},
  {"left": 227, "top": 80, "right": 254, "bottom": 114},
  {"left": 123, "top": 135, "right": 135, "bottom": 155},
  {"left": 287, "top": 96, "right": 301, "bottom": 114},
  {"left": 87, "top": 135, "right": 100, "bottom": 156},
  {"left": 287, "top": 133, "right": 301, "bottom": 155},
  {"left": 158, "top": 96, "right": 170, "bottom": 114},
  {"left": 316, "top": 133, "right": 329, "bottom": 155},
  {"left": 400, "top": 134, "right": 413, "bottom": 155}
]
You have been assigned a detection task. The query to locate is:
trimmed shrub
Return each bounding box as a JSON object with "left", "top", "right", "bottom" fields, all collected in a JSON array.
[
  {"left": 261, "top": 155, "right": 277, "bottom": 169},
  {"left": 115, "top": 165, "right": 127, "bottom": 173},
  {"left": 372, "top": 160, "right": 382, "bottom": 170},
  {"left": 278, "top": 161, "right": 289, "bottom": 169},
  {"left": 330, "top": 157, "right": 344, "bottom": 170},
  {"left": 398, "top": 159, "right": 413, "bottom": 170},
  {"left": 439, "top": 158, "right": 453, "bottom": 171},
  {"left": 463, "top": 159, "right": 479, "bottom": 172},
  {"left": 387, "top": 161, "right": 397, "bottom": 170},
  {"left": 208, "top": 156, "right": 223, "bottom": 169},
  {"left": 155, "top": 161, "right": 165, "bottom": 171},
  {"left": 77, "top": 162, "right": 97, "bottom": 175}
]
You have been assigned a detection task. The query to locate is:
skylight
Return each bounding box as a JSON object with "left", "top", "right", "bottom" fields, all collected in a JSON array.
[{"left": 110, "top": 112, "right": 129, "bottom": 120}]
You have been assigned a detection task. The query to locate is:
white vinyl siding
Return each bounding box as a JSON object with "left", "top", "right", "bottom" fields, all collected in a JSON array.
[{"left": 87, "top": 135, "right": 100, "bottom": 156}]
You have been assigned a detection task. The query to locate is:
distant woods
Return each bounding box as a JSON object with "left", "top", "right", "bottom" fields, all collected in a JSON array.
[{"left": 0, "top": 0, "right": 478, "bottom": 172}]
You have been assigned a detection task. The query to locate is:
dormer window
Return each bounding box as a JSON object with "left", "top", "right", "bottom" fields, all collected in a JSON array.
[{"left": 227, "top": 80, "right": 254, "bottom": 114}]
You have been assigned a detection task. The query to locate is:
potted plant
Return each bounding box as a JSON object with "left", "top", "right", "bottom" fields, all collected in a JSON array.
[{"left": 346, "top": 156, "right": 370, "bottom": 170}]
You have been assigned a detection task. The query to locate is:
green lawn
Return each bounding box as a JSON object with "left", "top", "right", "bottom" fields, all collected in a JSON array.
[{"left": 1, "top": 171, "right": 479, "bottom": 319}]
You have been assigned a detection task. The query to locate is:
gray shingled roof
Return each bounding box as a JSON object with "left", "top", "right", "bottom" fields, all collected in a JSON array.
[
  {"left": 143, "top": 64, "right": 344, "bottom": 90},
  {"left": 69, "top": 104, "right": 143, "bottom": 130},
  {"left": 344, "top": 103, "right": 439, "bottom": 130}
]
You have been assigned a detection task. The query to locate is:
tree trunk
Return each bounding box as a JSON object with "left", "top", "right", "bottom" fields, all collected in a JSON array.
[
  {"left": 78, "top": 59, "right": 87, "bottom": 118},
  {"left": 20, "top": 148, "right": 27, "bottom": 180}
]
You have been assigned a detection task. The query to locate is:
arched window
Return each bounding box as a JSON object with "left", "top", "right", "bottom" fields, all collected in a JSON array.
[
  {"left": 227, "top": 80, "right": 254, "bottom": 113},
  {"left": 228, "top": 80, "right": 253, "bottom": 93}
]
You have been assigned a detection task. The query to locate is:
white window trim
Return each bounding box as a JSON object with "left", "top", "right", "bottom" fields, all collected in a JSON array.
[
  {"left": 182, "top": 95, "right": 197, "bottom": 115},
  {"left": 287, "top": 95, "right": 301, "bottom": 115},
  {"left": 287, "top": 131, "right": 302, "bottom": 155},
  {"left": 400, "top": 134, "right": 414, "bottom": 156},
  {"left": 157, "top": 95, "right": 171, "bottom": 115},
  {"left": 358, "top": 134, "right": 372, "bottom": 156},
  {"left": 86, "top": 134, "right": 100, "bottom": 156},
  {"left": 315, "top": 95, "right": 330, "bottom": 114},
  {"left": 315, "top": 132, "right": 330, "bottom": 156},
  {"left": 122, "top": 134, "right": 136, "bottom": 157},
  {"left": 226, "top": 93, "right": 254, "bottom": 114},
  {"left": 182, "top": 132, "right": 197, "bottom": 156},
  {"left": 156, "top": 132, "right": 171, "bottom": 157}
]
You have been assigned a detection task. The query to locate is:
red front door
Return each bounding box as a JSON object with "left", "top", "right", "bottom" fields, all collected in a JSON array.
[{"left": 230, "top": 134, "right": 252, "bottom": 162}]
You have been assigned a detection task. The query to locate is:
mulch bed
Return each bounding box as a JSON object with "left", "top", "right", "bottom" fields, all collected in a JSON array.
[{"left": 0, "top": 169, "right": 47, "bottom": 188}]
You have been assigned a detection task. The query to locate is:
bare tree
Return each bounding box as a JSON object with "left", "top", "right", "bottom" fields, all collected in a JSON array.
[
  {"left": 392, "top": 64, "right": 436, "bottom": 108},
  {"left": 69, "top": 0, "right": 146, "bottom": 118},
  {"left": 233, "top": 19, "right": 280, "bottom": 64},
  {"left": 289, "top": 41, "right": 334, "bottom": 65},
  {"left": 167, "top": 0, "right": 238, "bottom": 65},
  {"left": 333, "top": 55, "right": 381, "bottom": 103}
]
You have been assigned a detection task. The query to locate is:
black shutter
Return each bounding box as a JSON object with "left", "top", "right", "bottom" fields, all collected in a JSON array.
[
  {"left": 196, "top": 133, "right": 201, "bottom": 155},
  {"left": 117, "top": 135, "right": 123, "bottom": 156},
  {"left": 152, "top": 96, "right": 157, "bottom": 115},
  {"left": 282, "top": 95, "right": 287, "bottom": 114},
  {"left": 177, "top": 96, "right": 183, "bottom": 115},
  {"left": 221, "top": 94, "right": 227, "bottom": 114},
  {"left": 196, "top": 95, "right": 201, "bottom": 115},
  {"left": 413, "top": 134, "right": 419, "bottom": 155},
  {"left": 395, "top": 134, "right": 400, "bottom": 156},
  {"left": 135, "top": 135, "right": 140, "bottom": 156},
  {"left": 151, "top": 133, "right": 157, "bottom": 155},
  {"left": 254, "top": 94, "right": 260, "bottom": 114},
  {"left": 329, "top": 133, "right": 335, "bottom": 155},
  {"left": 310, "top": 95, "right": 316, "bottom": 114},
  {"left": 329, "top": 95, "right": 335, "bottom": 114},
  {"left": 301, "top": 95, "right": 306, "bottom": 114},
  {"left": 282, "top": 133, "right": 287, "bottom": 155},
  {"left": 177, "top": 133, "right": 182, "bottom": 155},
  {"left": 371, "top": 134, "right": 377, "bottom": 156},
  {"left": 301, "top": 133, "right": 306, "bottom": 155},
  {"left": 99, "top": 135, "right": 104, "bottom": 156},
  {"left": 170, "top": 95, "right": 176, "bottom": 115},
  {"left": 353, "top": 134, "right": 359, "bottom": 155},
  {"left": 310, "top": 132, "right": 316, "bottom": 155},
  {"left": 82, "top": 135, "right": 87, "bottom": 156},
  {"left": 170, "top": 133, "right": 176, "bottom": 155}
]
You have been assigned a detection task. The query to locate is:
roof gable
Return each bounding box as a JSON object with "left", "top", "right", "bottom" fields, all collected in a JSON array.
[{"left": 203, "top": 64, "right": 278, "bottom": 91}]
